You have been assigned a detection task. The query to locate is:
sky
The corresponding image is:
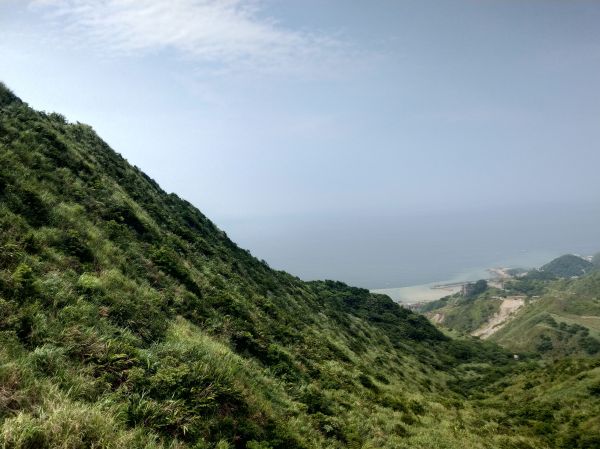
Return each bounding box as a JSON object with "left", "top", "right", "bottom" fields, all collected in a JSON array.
[{"left": 1, "top": 0, "right": 600, "bottom": 288}]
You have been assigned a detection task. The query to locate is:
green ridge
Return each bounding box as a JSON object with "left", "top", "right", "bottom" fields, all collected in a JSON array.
[
  {"left": 1, "top": 82, "right": 599, "bottom": 448},
  {"left": 540, "top": 254, "right": 594, "bottom": 278}
]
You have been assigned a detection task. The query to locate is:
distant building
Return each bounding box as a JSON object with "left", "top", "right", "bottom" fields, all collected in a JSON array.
[
  {"left": 462, "top": 279, "right": 488, "bottom": 297},
  {"left": 462, "top": 283, "right": 475, "bottom": 296}
]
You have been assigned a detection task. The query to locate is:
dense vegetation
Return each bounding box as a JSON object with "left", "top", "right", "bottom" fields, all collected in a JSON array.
[
  {"left": 492, "top": 273, "right": 600, "bottom": 358},
  {"left": 420, "top": 259, "right": 600, "bottom": 359},
  {"left": 419, "top": 288, "right": 503, "bottom": 334},
  {"left": 1, "top": 82, "right": 599, "bottom": 448},
  {"left": 540, "top": 254, "right": 594, "bottom": 278}
]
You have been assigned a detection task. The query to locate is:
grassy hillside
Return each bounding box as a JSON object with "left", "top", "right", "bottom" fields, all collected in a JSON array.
[
  {"left": 540, "top": 254, "right": 593, "bottom": 278},
  {"left": 419, "top": 261, "right": 600, "bottom": 359},
  {"left": 477, "top": 357, "right": 600, "bottom": 449},
  {"left": 1, "top": 82, "right": 599, "bottom": 448},
  {"left": 419, "top": 288, "right": 503, "bottom": 334},
  {"left": 491, "top": 274, "right": 600, "bottom": 357}
]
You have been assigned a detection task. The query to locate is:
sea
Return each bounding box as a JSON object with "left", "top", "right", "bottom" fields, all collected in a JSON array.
[{"left": 221, "top": 202, "right": 600, "bottom": 304}]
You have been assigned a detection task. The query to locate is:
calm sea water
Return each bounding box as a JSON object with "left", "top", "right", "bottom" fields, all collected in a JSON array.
[{"left": 222, "top": 202, "right": 600, "bottom": 297}]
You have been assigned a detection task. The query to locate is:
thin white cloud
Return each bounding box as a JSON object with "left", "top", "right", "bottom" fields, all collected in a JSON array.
[{"left": 28, "top": 0, "right": 352, "bottom": 75}]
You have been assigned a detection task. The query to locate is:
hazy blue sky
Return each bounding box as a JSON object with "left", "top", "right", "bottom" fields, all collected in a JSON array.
[{"left": 2, "top": 1, "right": 600, "bottom": 287}]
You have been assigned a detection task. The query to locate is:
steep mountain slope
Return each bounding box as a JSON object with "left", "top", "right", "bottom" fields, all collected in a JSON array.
[{"left": 1, "top": 82, "right": 599, "bottom": 449}]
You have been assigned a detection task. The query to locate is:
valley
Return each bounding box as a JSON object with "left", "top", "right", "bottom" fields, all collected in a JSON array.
[{"left": 1, "top": 83, "right": 599, "bottom": 449}]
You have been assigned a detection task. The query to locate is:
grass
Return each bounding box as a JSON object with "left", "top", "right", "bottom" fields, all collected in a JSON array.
[
  {"left": 1, "top": 81, "right": 599, "bottom": 448},
  {"left": 418, "top": 289, "right": 503, "bottom": 335}
]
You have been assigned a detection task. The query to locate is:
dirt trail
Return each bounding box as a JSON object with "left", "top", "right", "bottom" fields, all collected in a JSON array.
[{"left": 472, "top": 297, "right": 525, "bottom": 339}]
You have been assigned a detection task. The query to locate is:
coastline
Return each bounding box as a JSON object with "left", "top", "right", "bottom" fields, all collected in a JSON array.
[
  {"left": 371, "top": 267, "right": 506, "bottom": 305},
  {"left": 370, "top": 249, "right": 594, "bottom": 305}
]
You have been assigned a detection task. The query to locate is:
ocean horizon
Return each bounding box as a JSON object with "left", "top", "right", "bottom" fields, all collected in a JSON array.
[{"left": 222, "top": 202, "right": 600, "bottom": 292}]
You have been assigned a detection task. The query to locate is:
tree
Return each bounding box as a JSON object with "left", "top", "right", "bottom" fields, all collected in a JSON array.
[{"left": 466, "top": 279, "right": 488, "bottom": 298}]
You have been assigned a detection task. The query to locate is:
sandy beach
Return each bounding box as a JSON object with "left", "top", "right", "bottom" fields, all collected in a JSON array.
[
  {"left": 371, "top": 282, "right": 463, "bottom": 304},
  {"left": 371, "top": 266, "right": 511, "bottom": 305}
]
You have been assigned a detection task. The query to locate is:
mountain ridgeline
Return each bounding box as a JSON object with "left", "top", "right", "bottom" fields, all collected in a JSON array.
[{"left": 1, "top": 82, "right": 599, "bottom": 449}]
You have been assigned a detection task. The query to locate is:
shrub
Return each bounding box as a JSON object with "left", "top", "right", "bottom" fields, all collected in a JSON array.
[
  {"left": 59, "top": 230, "right": 94, "bottom": 264},
  {"left": 29, "top": 345, "right": 67, "bottom": 376},
  {"left": 580, "top": 336, "right": 600, "bottom": 355},
  {"left": 589, "top": 381, "right": 600, "bottom": 396},
  {"left": 0, "top": 400, "right": 163, "bottom": 449},
  {"left": 300, "top": 384, "right": 333, "bottom": 415},
  {"left": 11, "top": 263, "right": 37, "bottom": 300}
]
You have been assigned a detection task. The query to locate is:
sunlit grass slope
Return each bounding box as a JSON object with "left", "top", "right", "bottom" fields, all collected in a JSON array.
[
  {"left": 420, "top": 268, "right": 600, "bottom": 359},
  {"left": 491, "top": 274, "right": 600, "bottom": 357}
]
